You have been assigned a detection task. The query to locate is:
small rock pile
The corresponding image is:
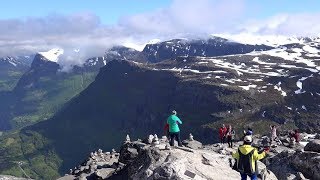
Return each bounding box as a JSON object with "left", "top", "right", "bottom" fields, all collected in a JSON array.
[{"left": 58, "top": 148, "right": 122, "bottom": 180}]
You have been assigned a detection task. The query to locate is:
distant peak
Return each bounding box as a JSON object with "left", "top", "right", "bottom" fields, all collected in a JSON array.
[
  {"left": 38, "top": 48, "right": 64, "bottom": 62},
  {"left": 122, "top": 42, "right": 146, "bottom": 52},
  {"left": 148, "top": 39, "right": 161, "bottom": 44},
  {"left": 212, "top": 33, "right": 307, "bottom": 47}
]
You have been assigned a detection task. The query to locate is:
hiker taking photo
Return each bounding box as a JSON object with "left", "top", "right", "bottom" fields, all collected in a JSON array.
[{"left": 232, "top": 135, "right": 269, "bottom": 180}]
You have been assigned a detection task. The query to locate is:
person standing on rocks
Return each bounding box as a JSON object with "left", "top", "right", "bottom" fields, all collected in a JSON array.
[
  {"left": 292, "top": 129, "right": 300, "bottom": 143},
  {"left": 219, "top": 124, "right": 227, "bottom": 144},
  {"left": 232, "top": 135, "right": 268, "bottom": 180},
  {"left": 167, "top": 110, "right": 183, "bottom": 147},
  {"left": 270, "top": 125, "right": 279, "bottom": 142},
  {"left": 226, "top": 125, "right": 235, "bottom": 148}
]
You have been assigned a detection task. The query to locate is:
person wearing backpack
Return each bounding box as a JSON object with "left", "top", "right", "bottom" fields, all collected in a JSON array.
[
  {"left": 167, "top": 110, "right": 183, "bottom": 146},
  {"left": 232, "top": 135, "right": 268, "bottom": 180}
]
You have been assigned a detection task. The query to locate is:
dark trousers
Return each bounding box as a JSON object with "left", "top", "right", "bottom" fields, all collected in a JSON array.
[
  {"left": 220, "top": 136, "right": 226, "bottom": 144},
  {"left": 240, "top": 173, "right": 257, "bottom": 180},
  {"left": 166, "top": 130, "right": 170, "bottom": 141},
  {"left": 169, "top": 132, "right": 182, "bottom": 146},
  {"left": 227, "top": 136, "right": 233, "bottom": 148}
]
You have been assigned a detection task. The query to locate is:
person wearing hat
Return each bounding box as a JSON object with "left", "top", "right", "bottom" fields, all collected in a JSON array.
[
  {"left": 232, "top": 135, "right": 268, "bottom": 180},
  {"left": 167, "top": 110, "right": 183, "bottom": 146}
]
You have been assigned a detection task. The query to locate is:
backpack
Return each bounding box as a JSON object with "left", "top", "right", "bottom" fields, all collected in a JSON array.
[{"left": 237, "top": 149, "right": 255, "bottom": 175}]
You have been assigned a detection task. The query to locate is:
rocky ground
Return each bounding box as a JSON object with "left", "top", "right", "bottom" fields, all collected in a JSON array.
[{"left": 57, "top": 132, "right": 320, "bottom": 180}]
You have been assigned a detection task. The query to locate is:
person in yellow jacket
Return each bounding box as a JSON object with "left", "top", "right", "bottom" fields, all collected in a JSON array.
[{"left": 232, "top": 135, "right": 268, "bottom": 180}]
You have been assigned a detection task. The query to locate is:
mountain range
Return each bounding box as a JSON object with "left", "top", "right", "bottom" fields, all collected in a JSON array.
[{"left": 0, "top": 35, "right": 320, "bottom": 179}]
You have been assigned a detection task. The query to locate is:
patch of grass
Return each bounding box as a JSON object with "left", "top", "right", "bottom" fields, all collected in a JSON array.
[{"left": 0, "top": 130, "right": 62, "bottom": 179}]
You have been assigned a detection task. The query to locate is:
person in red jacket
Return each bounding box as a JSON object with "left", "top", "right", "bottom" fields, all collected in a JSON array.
[
  {"left": 289, "top": 129, "right": 300, "bottom": 143},
  {"left": 219, "top": 124, "right": 227, "bottom": 144}
]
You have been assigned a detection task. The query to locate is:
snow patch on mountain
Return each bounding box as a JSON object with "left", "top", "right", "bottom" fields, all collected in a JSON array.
[
  {"left": 8, "top": 61, "right": 17, "bottom": 67},
  {"left": 122, "top": 39, "right": 161, "bottom": 52},
  {"left": 239, "top": 84, "right": 257, "bottom": 90},
  {"left": 295, "top": 76, "right": 312, "bottom": 94},
  {"left": 252, "top": 57, "right": 276, "bottom": 65},
  {"left": 303, "top": 45, "right": 320, "bottom": 54},
  {"left": 274, "top": 82, "right": 287, "bottom": 96},
  {"left": 203, "top": 58, "right": 283, "bottom": 77},
  {"left": 122, "top": 42, "right": 146, "bottom": 52},
  {"left": 148, "top": 39, "right": 161, "bottom": 44},
  {"left": 38, "top": 48, "right": 64, "bottom": 62},
  {"left": 213, "top": 33, "right": 304, "bottom": 47},
  {"left": 260, "top": 48, "right": 301, "bottom": 61}
]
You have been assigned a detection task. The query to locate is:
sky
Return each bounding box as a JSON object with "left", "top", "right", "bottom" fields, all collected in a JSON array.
[{"left": 1, "top": 0, "right": 320, "bottom": 69}]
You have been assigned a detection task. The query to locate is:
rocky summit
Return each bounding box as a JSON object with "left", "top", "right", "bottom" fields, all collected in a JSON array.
[{"left": 59, "top": 132, "right": 319, "bottom": 180}]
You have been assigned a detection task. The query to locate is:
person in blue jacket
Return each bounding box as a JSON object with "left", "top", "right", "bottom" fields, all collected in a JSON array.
[{"left": 167, "top": 110, "right": 183, "bottom": 146}]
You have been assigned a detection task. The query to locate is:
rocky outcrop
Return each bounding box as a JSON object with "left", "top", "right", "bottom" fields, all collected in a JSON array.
[
  {"left": 59, "top": 131, "right": 320, "bottom": 180},
  {"left": 60, "top": 134, "right": 278, "bottom": 180},
  {"left": 181, "top": 133, "right": 203, "bottom": 149},
  {"left": 267, "top": 150, "right": 320, "bottom": 180},
  {"left": 304, "top": 140, "right": 320, "bottom": 153},
  {"left": 58, "top": 149, "right": 123, "bottom": 180}
]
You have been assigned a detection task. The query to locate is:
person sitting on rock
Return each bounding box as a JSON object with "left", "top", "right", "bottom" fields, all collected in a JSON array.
[
  {"left": 167, "top": 110, "right": 183, "bottom": 147},
  {"left": 219, "top": 124, "right": 227, "bottom": 144},
  {"left": 232, "top": 135, "right": 268, "bottom": 180}
]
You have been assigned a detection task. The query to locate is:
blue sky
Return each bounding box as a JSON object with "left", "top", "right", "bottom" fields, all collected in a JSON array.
[
  {"left": 1, "top": 0, "right": 320, "bottom": 24},
  {"left": 0, "top": 0, "right": 171, "bottom": 24}
]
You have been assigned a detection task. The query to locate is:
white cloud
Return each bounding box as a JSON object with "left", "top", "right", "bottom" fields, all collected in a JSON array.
[
  {"left": 120, "top": 0, "right": 246, "bottom": 36},
  {"left": 0, "top": 0, "right": 319, "bottom": 70},
  {"left": 240, "top": 13, "right": 320, "bottom": 36}
]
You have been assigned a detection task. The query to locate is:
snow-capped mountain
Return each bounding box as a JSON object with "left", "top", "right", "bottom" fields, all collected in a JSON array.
[
  {"left": 213, "top": 33, "right": 309, "bottom": 47},
  {"left": 141, "top": 37, "right": 273, "bottom": 63},
  {"left": 0, "top": 56, "right": 33, "bottom": 69},
  {"left": 0, "top": 56, "right": 34, "bottom": 92},
  {"left": 38, "top": 48, "right": 64, "bottom": 62},
  {"left": 141, "top": 36, "right": 320, "bottom": 131},
  {"left": 73, "top": 46, "right": 140, "bottom": 72}
]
